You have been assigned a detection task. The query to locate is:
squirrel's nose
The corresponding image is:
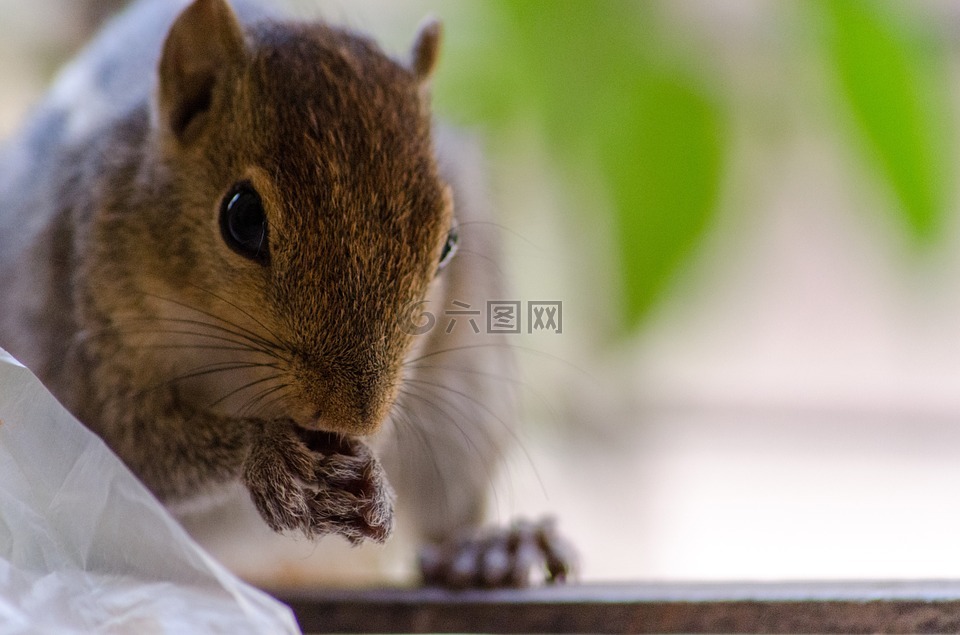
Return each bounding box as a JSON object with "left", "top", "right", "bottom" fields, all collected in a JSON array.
[
  {"left": 300, "top": 403, "right": 381, "bottom": 436},
  {"left": 293, "top": 380, "right": 392, "bottom": 436},
  {"left": 291, "top": 355, "right": 398, "bottom": 435}
]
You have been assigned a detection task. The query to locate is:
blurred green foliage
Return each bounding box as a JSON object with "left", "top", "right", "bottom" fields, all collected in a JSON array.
[
  {"left": 816, "top": 0, "right": 951, "bottom": 243},
  {"left": 434, "top": 1, "right": 954, "bottom": 334},
  {"left": 436, "top": 1, "right": 725, "bottom": 334}
]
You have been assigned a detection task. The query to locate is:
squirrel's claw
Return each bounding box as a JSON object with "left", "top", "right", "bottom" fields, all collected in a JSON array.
[{"left": 419, "top": 516, "right": 579, "bottom": 588}]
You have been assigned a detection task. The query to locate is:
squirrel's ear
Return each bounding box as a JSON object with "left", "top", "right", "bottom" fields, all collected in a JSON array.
[
  {"left": 156, "top": 0, "right": 246, "bottom": 141},
  {"left": 410, "top": 16, "right": 442, "bottom": 84}
]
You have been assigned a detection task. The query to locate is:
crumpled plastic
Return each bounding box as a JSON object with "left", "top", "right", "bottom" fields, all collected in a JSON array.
[{"left": 0, "top": 348, "right": 301, "bottom": 634}]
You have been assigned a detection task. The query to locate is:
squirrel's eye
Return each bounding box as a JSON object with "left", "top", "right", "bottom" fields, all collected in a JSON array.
[
  {"left": 220, "top": 182, "right": 269, "bottom": 264},
  {"left": 437, "top": 225, "right": 459, "bottom": 272}
]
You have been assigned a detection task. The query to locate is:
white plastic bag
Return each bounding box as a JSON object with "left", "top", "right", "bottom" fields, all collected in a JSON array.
[{"left": 0, "top": 348, "right": 301, "bottom": 634}]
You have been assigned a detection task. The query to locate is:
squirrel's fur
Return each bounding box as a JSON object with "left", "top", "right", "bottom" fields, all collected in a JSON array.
[{"left": 0, "top": 0, "right": 515, "bottom": 555}]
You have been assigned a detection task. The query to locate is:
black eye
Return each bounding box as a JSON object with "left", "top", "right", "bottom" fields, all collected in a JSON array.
[
  {"left": 437, "top": 225, "right": 459, "bottom": 271},
  {"left": 220, "top": 182, "right": 269, "bottom": 264}
]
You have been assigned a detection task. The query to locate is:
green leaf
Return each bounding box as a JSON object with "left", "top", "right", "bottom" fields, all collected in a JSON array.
[
  {"left": 446, "top": 0, "right": 726, "bottom": 332},
  {"left": 603, "top": 71, "right": 724, "bottom": 329},
  {"left": 819, "top": 0, "right": 951, "bottom": 242}
]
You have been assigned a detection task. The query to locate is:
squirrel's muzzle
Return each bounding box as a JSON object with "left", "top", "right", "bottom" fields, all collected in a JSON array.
[{"left": 289, "top": 360, "right": 398, "bottom": 436}]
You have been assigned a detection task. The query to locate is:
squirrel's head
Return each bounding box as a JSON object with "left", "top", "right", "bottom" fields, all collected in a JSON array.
[{"left": 124, "top": 0, "right": 453, "bottom": 435}]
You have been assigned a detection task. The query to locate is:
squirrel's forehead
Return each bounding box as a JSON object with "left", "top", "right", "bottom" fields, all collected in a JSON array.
[
  {"left": 247, "top": 27, "right": 417, "bottom": 103},
  {"left": 245, "top": 62, "right": 423, "bottom": 148}
]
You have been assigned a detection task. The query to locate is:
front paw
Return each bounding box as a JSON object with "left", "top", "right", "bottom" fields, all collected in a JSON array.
[
  {"left": 419, "top": 517, "right": 578, "bottom": 588},
  {"left": 242, "top": 422, "right": 394, "bottom": 544}
]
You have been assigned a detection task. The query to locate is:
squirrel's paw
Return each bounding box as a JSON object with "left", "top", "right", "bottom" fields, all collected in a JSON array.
[
  {"left": 243, "top": 422, "right": 395, "bottom": 544},
  {"left": 419, "top": 516, "right": 578, "bottom": 588}
]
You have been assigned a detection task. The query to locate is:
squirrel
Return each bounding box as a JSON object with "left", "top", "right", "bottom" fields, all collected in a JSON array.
[{"left": 0, "top": 0, "right": 574, "bottom": 587}]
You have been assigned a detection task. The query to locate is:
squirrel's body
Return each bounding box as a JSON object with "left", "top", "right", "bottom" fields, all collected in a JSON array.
[{"left": 0, "top": 0, "right": 573, "bottom": 587}]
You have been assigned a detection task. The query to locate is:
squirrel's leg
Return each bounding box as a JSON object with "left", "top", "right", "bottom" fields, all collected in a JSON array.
[
  {"left": 380, "top": 128, "right": 578, "bottom": 587},
  {"left": 387, "top": 295, "right": 577, "bottom": 587}
]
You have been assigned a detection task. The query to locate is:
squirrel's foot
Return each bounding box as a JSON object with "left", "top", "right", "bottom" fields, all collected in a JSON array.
[
  {"left": 419, "top": 516, "right": 578, "bottom": 588},
  {"left": 243, "top": 421, "right": 394, "bottom": 544}
]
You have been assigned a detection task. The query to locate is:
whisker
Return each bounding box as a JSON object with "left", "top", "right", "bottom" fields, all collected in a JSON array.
[
  {"left": 185, "top": 283, "right": 288, "bottom": 349},
  {"left": 92, "top": 314, "right": 283, "bottom": 360},
  {"left": 455, "top": 220, "right": 538, "bottom": 247},
  {"left": 402, "top": 377, "right": 546, "bottom": 502},
  {"left": 115, "top": 343, "right": 264, "bottom": 354},
  {"left": 388, "top": 398, "right": 454, "bottom": 520},
  {"left": 403, "top": 377, "right": 512, "bottom": 436},
  {"left": 133, "top": 360, "right": 282, "bottom": 398},
  {"left": 107, "top": 323, "right": 277, "bottom": 354},
  {"left": 449, "top": 248, "right": 504, "bottom": 276},
  {"left": 403, "top": 343, "right": 589, "bottom": 378},
  {"left": 396, "top": 386, "right": 500, "bottom": 506},
  {"left": 243, "top": 384, "right": 295, "bottom": 418},
  {"left": 405, "top": 362, "right": 561, "bottom": 427},
  {"left": 142, "top": 292, "right": 281, "bottom": 351},
  {"left": 207, "top": 373, "right": 285, "bottom": 410},
  {"left": 405, "top": 362, "right": 520, "bottom": 384}
]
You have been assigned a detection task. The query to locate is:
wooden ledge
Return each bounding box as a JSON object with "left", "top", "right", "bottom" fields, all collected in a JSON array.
[{"left": 269, "top": 580, "right": 960, "bottom": 633}]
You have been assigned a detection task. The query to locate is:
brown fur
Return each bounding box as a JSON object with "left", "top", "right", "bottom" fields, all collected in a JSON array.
[
  {"left": 3, "top": 0, "right": 434, "bottom": 540},
  {"left": 0, "top": 0, "right": 524, "bottom": 570}
]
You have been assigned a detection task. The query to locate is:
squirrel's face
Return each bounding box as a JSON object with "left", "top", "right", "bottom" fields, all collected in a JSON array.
[{"left": 135, "top": 0, "right": 451, "bottom": 435}]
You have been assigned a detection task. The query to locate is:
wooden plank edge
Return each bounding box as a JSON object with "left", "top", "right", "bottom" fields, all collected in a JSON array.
[{"left": 267, "top": 581, "right": 960, "bottom": 634}]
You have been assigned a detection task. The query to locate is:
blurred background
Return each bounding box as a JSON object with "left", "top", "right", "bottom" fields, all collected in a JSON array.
[{"left": 4, "top": 0, "right": 960, "bottom": 582}]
